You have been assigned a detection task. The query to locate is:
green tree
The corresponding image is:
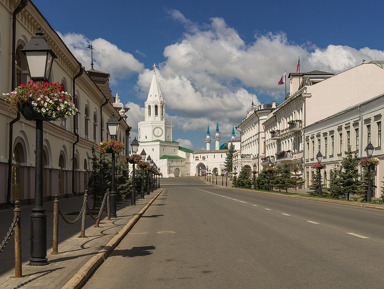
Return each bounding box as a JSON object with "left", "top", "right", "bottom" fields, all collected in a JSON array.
[
  {"left": 290, "top": 162, "right": 304, "bottom": 192},
  {"left": 329, "top": 167, "right": 343, "bottom": 198},
  {"left": 236, "top": 166, "right": 252, "bottom": 188},
  {"left": 224, "top": 143, "right": 235, "bottom": 172},
  {"left": 340, "top": 146, "right": 361, "bottom": 199},
  {"left": 309, "top": 168, "right": 322, "bottom": 196},
  {"left": 274, "top": 164, "right": 291, "bottom": 192}
]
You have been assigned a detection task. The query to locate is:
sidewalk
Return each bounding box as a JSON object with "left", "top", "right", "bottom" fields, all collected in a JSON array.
[{"left": 0, "top": 189, "right": 162, "bottom": 289}]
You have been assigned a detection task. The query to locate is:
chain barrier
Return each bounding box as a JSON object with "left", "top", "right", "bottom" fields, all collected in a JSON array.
[
  {"left": 0, "top": 211, "right": 19, "bottom": 253},
  {"left": 58, "top": 192, "right": 88, "bottom": 225},
  {"left": 87, "top": 189, "right": 109, "bottom": 227}
]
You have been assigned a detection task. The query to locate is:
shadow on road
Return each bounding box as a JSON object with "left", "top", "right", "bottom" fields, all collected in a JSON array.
[{"left": 112, "top": 246, "right": 155, "bottom": 258}]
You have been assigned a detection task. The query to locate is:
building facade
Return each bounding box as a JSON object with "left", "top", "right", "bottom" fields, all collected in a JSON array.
[{"left": 0, "top": 0, "right": 130, "bottom": 207}]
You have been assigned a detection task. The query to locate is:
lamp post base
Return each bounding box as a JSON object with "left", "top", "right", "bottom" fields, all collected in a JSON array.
[{"left": 29, "top": 206, "right": 48, "bottom": 266}]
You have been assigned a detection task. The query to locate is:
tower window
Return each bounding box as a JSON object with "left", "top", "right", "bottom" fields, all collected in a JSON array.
[
  {"left": 148, "top": 105, "right": 151, "bottom": 116},
  {"left": 155, "top": 105, "right": 158, "bottom": 116}
]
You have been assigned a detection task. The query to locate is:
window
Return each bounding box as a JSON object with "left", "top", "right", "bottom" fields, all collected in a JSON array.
[
  {"left": 331, "top": 135, "right": 334, "bottom": 156},
  {"left": 155, "top": 105, "right": 158, "bottom": 116},
  {"left": 355, "top": 128, "right": 359, "bottom": 151},
  {"left": 85, "top": 106, "right": 89, "bottom": 138},
  {"left": 367, "top": 124, "right": 371, "bottom": 144},
  {"left": 339, "top": 133, "right": 342, "bottom": 154},
  {"left": 324, "top": 137, "right": 328, "bottom": 157},
  {"left": 312, "top": 140, "right": 315, "bottom": 158},
  {"left": 148, "top": 105, "right": 151, "bottom": 116},
  {"left": 378, "top": 122, "right": 381, "bottom": 147},
  {"left": 93, "top": 112, "right": 97, "bottom": 141},
  {"left": 347, "top": 131, "right": 350, "bottom": 148},
  {"left": 318, "top": 138, "right": 321, "bottom": 154}
]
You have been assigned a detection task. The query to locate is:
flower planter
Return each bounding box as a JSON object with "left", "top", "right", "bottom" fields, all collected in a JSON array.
[{"left": 18, "top": 102, "right": 55, "bottom": 121}]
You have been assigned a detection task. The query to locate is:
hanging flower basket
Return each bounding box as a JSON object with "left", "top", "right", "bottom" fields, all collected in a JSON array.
[
  {"left": 126, "top": 154, "right": 142, "bottom": 164},
  {"left": 97, "top": 139, "right": 125, "bottom": 154},
  {"left": 312, "top": 163, "right": 326, "bottom": 169},
  {"left": 360, "top": 157, "right": 379, "bottom": 169},
  {"left": 3, "top": 81, "right": 77, "bottom": 121}
]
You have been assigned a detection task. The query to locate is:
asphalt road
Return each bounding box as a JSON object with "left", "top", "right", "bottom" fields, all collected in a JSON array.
[{"left": 83, "top": 177, "right": 384, "bottom": 289}]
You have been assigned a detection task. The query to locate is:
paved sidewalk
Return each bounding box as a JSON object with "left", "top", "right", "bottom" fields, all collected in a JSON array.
[{"left": 0, "top": 190, "right": 161, "bottom": 289}]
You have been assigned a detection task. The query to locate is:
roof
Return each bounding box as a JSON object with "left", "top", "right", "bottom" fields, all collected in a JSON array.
[
  {"left": 147, "top": 64, "right": 163, "bottom": 102},
  {"left": 179, "top": 146, "right": 194, "bottom": 153},
  {"left": 288, "top": 70, "right": 334, "bottom": 78},
  {"left": 160, "top": 155, "right": 185, "bottom": 159},
  {"left": 193, "top": 149, "right": 229, "bottom": 154}
]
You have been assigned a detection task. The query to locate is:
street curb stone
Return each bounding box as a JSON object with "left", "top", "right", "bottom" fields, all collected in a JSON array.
[{"left": 61, "top": 188, "right": 164, "bottom": 289}]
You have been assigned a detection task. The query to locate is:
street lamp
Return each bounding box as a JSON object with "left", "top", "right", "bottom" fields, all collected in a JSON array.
[
  {"left": 233, "top": 167, "right": 237, "bottom": 187},
  {"left": 146, "top": 155, "right": 152, "bottom": 197},
  {"left": 107, "top": 114, "right": 119, "bottom": 218},
  {"left": 253, "top": 163, "right": 257, "bottom": 189},
  {"left": 130, "top": 137, "right": 139, "bottom": 205},
  {"left": 268, "top": 158, "right": 273, "bottom": 191},
  {"left": 22, "top": 28, "right": 56, "bottom": 265},
  {"left": 139, "top": 149, "right": 146, "bottom": 198},
  {"left": 316, "top": 151, "right": 323, "bottom": 196},
  {"left": 365, "top": 142, "right": 375, "bottom": 202}
]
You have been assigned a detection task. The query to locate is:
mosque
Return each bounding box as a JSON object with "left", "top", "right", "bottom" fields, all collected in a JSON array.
[{"left": 135, "top": 65, "right": 236, "bottom": 177}]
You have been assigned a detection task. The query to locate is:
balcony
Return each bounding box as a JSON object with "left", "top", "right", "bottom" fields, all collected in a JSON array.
[
  {"left": 271, "top": 130, "right": 282, "bottom": 140},
  {"left": 275, "top": 150, "right": 293, "bottom": 162},
  {"left": 288, "top": 120, "right": 302, "bottom": 132}
]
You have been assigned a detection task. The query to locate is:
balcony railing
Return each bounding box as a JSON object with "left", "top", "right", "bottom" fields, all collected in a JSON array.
[
  {"left": 275, "top": 150, "right": 293, "bottom": 161},
  {"left": 271, "top": 130, "right": 281, "bottom": 140},
  {"left": 288, "top": 120, "right": 302, "bottom": 132}
]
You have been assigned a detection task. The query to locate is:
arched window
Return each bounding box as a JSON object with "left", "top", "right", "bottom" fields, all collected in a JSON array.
[
  {"left": 15, "top": 43, "right": 28, "bottom": 87},
  {"left": 74, "top": 93, "right": 80, "bottom": 133},
  {"left": 60, "top": 80, "right": 68, "bottom": 129},
  {"left": 85, "top": 106, "right": 89, "bottom": 138},
  {"left": 148, "top": 105, "right": 151, "bottom": 116},
  {"left": 155, "top": 105, "right": 158, "bottom": 116},
  {"left": 93, "top": 112, "right": 97, "bottom": 141}
]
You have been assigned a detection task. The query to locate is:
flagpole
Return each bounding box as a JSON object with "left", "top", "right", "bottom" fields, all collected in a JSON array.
[{"left": 284, "top": 70, "right": 287, "bottom": 98}]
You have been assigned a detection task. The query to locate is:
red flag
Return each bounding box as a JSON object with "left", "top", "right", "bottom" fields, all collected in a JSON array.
[{"left": 296, "top": 58, "right": 300, "bottom": 73}]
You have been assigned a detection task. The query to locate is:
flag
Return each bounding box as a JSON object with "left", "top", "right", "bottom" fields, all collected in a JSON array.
[
  {"left": 278, "top": 72, "right": 286, "bottom": 85},
  {"left": 296, "top": 58, "right": 300, "bottom": 73}
]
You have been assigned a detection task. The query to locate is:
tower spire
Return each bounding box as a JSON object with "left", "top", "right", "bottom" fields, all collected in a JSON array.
[
  {"left": 206, "top": 125, "right": 211, "bottom": 151},
  {"left": 215, "top": 123, "right": 220, "bottom": 150}
]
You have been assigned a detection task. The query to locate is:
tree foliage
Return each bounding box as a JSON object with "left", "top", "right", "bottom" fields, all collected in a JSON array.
[{"left": 225, "top": 143, "right": 235, "bottom": 173}]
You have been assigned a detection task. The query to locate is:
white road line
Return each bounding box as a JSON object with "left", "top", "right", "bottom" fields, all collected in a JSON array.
[
  {"left": 157, "top": 231, "right": 176, "bottom": 234},
  {"left": 347, "top": 232, "right": 369, "bottom": 239},
  {"left": 196, "top": 188, "right": 247, "bottom": 204},
  {"left": 281, "top": 213, "right": 291, "bottom": 216},
  {"left": 307, "top": 221, "right": 320, "bottom": 225},
  {"left": 252, "top": 204, "right": 258, "bottom": 207},
  {"left": 265, "top": 208, "right": 271, "bottom": 211}
]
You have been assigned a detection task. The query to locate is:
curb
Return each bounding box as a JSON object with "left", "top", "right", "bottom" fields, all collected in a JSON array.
[{"left": 61, "top": 188, "right": 164, "bottom": 289}]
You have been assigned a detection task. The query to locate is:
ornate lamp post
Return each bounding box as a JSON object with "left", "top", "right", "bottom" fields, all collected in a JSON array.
[
  {"left": 139, "top": 149, "right": 146, "bottom": 198},
  {"left": 215, "top": 171, "right": 218, "bottom": 185},
  {"left": 107, "top": 114, "right": 119, "bottom": 217},
  {"left": 233, "top": 167, "right": 237, "bottom": 187},
  {"left": 146, "top": 155, "right": 152, "bottom": 196},
  {"left": 130, "top": 138, "right": 139, "bottom": 205},
  {"left": 253, "top": 163, "right": 257, "bottom": 189},
  {"left": 158, "top": 167, "right": 161, "bottom": 188},
  {"left": 221, "top": 172, "right": 224, "bottom": 186},
  {"left": 22, "top": 28, "right": 56, "bottom": 265},
  {"left": 316, "top": 151, "right": 323, "bottom": 196},
  {"left": 268, "top": 159, "right": 273, "bottom": 191},
  {"left": 365, "top": 142, "right": 375, "bottom": 202}
]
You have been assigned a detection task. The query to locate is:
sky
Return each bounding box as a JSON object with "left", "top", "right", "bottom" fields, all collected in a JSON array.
[{"left": 32, "top": 0, "right": 384, "bottom": 150}]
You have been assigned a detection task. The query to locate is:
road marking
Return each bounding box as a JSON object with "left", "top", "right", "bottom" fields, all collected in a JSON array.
[
  {"left": 281, "top": 213, "right": 291, "bottom": 216},
  {"left": 157, "top": 231, "right": 176, "bottom": 234},
  {"left": 130, "top": 232, "right": 148, "bottom": 235},
  {"left": 307, "top": 221, "right": 319, "bottom": 225},
  {"left": 252, "top": 204, "right": 258, "bottom": 207},
  {"left": 265, "top": 208, "right": 271, "bottom": 211},
  {"left": 195, "top": 188, "right": 247, "bottom": 204},
  {"left": 347, "top": 232, "right": 369, "bottom": 239}
]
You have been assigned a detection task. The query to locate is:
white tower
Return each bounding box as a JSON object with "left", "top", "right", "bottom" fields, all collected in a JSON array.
[
  {"left": 138, "top": 64, "right": 172, "bottom": 142},
  {"left": 215, "top": 123, "right": 220, "bottom": 150},
  {"left": 206, "top": 126, "right": 211, "bottom": 151}
]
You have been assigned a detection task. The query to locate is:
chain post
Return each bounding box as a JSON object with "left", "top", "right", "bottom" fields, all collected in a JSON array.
[
  {"left": 14, "top": 201, "right": 22, "bottom": 278},
  {"left": 78, "top": 191, "right": 87, "bottom": 238},
  {"left": 52, "top": 196, "right": 59, "bottom": 254}
]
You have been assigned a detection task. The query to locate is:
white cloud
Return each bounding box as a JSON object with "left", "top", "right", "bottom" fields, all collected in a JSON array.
[
  {"left": 176, "top": 138, "right": 193, "bottom": 149},
  {"left": 58, "top": 32, "right": 144, "bottom": 84},
  {"left": 124, "top": 102, "right": 144, "bottom": 131}
]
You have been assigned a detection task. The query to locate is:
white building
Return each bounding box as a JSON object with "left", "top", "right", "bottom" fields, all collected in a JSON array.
[
  {"left": 234, "top": 102, "right": 275, "bottom": 176},
  {"left": 304, "top": 93, "right": 384, "bottom": 197}
]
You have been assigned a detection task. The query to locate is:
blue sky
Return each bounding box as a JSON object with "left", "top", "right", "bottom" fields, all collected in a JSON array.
[{"left": 33, "top": 0, "right": 384, "bottom": 150}]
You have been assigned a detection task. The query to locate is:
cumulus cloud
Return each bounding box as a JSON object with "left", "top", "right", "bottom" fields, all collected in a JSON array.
[
  {"left": 58, "top": 32, "right": 144, "bottom": 84},
  {"left": 59, "top": 12, "right": 384, "bottom": 149},
  {"left": 176, "top": 138, "right": 194, "bottom": 149}
]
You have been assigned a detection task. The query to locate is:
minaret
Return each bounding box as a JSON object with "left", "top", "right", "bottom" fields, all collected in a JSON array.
[
  {"left": 231, "top": 127, "right": 236, "bottom": 142},
  {"left": 215, "top": 123, "right": 220, "bottom": 150},
  {"left": 206, "top": 126, "right": 211, "bottom": 151}
]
